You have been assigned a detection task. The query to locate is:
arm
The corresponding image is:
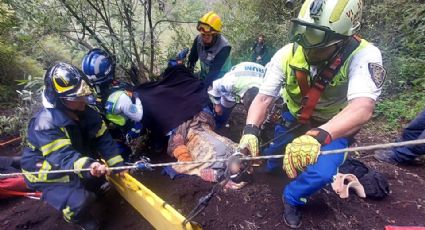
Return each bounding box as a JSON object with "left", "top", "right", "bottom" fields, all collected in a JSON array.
[
  {"left": 246, "top": 93, "right": 275, "bottom": 127},
  {"left": 319, "top": 97, "right": 375, "bottom": 139},
  {"left": 320, "top": 44, "right": 384, "bottom": 140},
  {"left": 171, "top": 134, "right": 192, "bottom": 162},
  {"left": 245, "top": 46, "right": 289, "bottom": 127},
  {"left": 117, "top": 93, "right": 143, "bottom": 122},
  {"left": 203, "top": 46, "right": 231, "bottom": 87},
  {"left": 187, "top": 37, "right": 199, "bottom": 70},
  {"left": 32, "top": 127, "right": 95, "bottom": 179}
]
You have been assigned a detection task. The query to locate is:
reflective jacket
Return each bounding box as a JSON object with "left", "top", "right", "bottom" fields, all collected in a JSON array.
[
  {"left": 282, "top": 39, "right": 369, "bottom": 122},
  {"left": 21, "top": 106, "right": 124, "bottom": 185}
]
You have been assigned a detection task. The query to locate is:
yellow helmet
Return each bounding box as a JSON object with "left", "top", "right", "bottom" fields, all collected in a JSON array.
[{"left": 197, "top": 11, "right": 222, "bottom": 33}]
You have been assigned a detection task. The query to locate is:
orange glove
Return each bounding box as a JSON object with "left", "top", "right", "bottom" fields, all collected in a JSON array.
[{"left": 173, "top": 145, "right": 193, "bottom": 162}]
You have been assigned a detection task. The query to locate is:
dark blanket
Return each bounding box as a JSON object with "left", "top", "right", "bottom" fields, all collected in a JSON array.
[{"left": 135, "top": 65, "right": 210, "bottom": 136}]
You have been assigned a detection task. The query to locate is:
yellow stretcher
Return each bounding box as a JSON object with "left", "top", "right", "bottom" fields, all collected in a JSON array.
[{"left": 108, "top": 172, "right": 202, "bottom": 230}]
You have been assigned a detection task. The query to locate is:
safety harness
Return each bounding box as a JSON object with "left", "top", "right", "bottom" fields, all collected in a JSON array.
[{"left": 295, "top": 36, "right": 361, "bottom": 124}]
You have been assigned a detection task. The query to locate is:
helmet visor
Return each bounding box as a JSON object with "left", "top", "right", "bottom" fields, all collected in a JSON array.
[
  {"left": 289, "top": 19, "right": 346, "bottom": 49},
  {"left": 59, "top": 80, "right": 93, "bottom": 101}
]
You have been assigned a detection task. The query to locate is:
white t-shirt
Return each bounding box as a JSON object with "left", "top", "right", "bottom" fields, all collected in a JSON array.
[
  {"left": 260, "top": 42, "right": 384, "bottom": 101},
  {"left": 208, "top": 62, "right": 266, "bottom": 108}
]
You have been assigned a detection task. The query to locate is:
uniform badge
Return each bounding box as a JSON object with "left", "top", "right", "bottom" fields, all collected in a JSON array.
[{"left": 368, "top": 63, "right": 386, "bottom": 88}]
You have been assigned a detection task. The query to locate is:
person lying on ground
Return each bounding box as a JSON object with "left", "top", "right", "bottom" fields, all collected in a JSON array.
[
  {"left": 0, "top": 156, "right": 40, "bottom": 199},
  {"left": 22, "top": 62, "right": 126, "bottom": 230},
  {"left": 82, "top": 48, "right": 144, "bottom": 162},
  {"left": 165, "top": 108, "right": 251, "bottom": 190},
  {"left": 208, "top": 62, "right": 266, "bottom": 129},
  {"left": 374, "top": 107, "right": 425, "bottom": 165},
  {"left": 187, "top": 11, "right": 232, "bottom": 88},
  {"left": 238, "top": 0, "right": 385, "bottom": 228}
]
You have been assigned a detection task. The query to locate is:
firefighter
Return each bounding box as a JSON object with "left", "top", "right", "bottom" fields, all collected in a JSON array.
[{"left": 21, "top": 62, "right": 126, "bottom": 230}]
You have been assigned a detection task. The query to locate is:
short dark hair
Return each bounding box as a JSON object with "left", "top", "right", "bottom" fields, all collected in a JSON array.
[{"left": 242, "top": 87, "right": 259, "bottom": 111}]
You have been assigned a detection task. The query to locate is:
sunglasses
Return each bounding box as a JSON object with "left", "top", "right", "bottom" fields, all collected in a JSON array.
[{"left": 289, "top": 19, "right": 346, "bottom": 49}]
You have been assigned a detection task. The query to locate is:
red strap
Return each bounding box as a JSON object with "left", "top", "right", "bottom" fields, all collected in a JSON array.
[
  {"left": 295, "top": 70, "right": 310, "bottom": 97},
  {"left": 298, "top": 82, "right": 324, "bottom": 123}
]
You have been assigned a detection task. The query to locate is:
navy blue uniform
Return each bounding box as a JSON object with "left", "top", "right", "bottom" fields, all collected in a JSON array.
[{"left": 21, "top": 106, "right": 124, "bottom": 222}]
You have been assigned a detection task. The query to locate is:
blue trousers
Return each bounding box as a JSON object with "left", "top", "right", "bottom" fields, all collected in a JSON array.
[
  {"left": 262, "top": 111, "right": 300, "bottom": 172},
  {"left": 392, "top": 108, "right": 425, "bottom": 162},
  {"left": 284, "top": 138, "right": 347, "bottom": 206},
  {"left": 261, "top": 111, "right": 348, "bottom": 206},
  {"left": 36, "top": 178, "right": 97, "bottom": 222}
]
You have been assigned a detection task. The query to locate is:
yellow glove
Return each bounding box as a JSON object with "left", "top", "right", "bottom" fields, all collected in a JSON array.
[
  {"left": 239, "top": 134, "right": 259, "bottom": 157},
  {"left": 283, "top": 135, "right": 321, "bottom": 179}
]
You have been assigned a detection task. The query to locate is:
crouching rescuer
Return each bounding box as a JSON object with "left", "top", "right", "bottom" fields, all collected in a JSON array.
[
  {"left": 238, "top": 0, "right": 385, "bottom": 228},
  {"left": 21, "top": 62, "right": 126, "bottom": 230}
]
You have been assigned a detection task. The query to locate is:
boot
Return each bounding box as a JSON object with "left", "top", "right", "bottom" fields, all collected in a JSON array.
[
  {"left": 283, "top": 203, "right": 302, "bottom": 229},
  {"left": 64, "top": 211, "right": 99, "bottom": 230},
  {"left": 76, "top": 218, "right": 99, "bottom": 230},
  {"left": 374, "top": 150, "right": 399, "bottom": 165},
  {"left": 67, "top": 216, "right": 100, "bottom": 230}
]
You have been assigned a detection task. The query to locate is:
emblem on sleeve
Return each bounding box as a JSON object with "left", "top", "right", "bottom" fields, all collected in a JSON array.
[{"left": 368, "top": 63, "right": 386, "bottom": 88}]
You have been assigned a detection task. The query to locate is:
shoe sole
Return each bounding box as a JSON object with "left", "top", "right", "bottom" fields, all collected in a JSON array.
[{"left": 283, "top": 217, "right": 302, "bottom": 229}]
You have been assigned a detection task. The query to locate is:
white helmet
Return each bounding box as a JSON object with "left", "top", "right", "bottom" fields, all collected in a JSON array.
[{"left": 289, "top": 0, "right": 363, "bottom": 48}]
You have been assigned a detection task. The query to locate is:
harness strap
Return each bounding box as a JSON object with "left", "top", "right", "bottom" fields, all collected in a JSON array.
[{"left": 296, "top": 36, "right": 361, "bottom": 124}]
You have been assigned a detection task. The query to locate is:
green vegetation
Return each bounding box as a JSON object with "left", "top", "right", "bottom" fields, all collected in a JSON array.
[{"left": 0, "top": 0, "right": 424, "bottom": 137}]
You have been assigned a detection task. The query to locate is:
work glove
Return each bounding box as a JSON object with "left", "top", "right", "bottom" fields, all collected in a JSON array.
[
  {"left": 176, "top": 48, "right": 189, "bottom": 61},
  {"left": 126, "top": 122, "right": 143, "bottom": 144},
  {"left": 283, "top": 128, "right": 332, "bottom": 178},
  {"left": 238, "top": 124, "right": 260, "bottom": 157}
]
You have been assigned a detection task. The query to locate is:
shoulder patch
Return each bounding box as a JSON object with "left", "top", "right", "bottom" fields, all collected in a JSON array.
[
  {"left": 129, "top": 104, "right": 138, "bottom": 113},
  {"left": 368, "top": 63, "right": 386, "bottom": 88}
]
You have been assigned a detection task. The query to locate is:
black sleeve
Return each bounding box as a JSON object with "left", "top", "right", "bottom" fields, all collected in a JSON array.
[
  {"left": 203, "top": 46, "right": 231, "bottom": 87},
  {"left": 187, "top": 37, "right": 199, "bottom": 69}
]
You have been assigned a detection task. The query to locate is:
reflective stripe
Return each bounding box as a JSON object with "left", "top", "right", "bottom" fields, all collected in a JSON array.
[
  {"left": 39, "top": 160, "right": 50, "bottom": 181},
  {"left": 62, "top": 206, "right": 74, "bottom": 221},
  {"left": 40, "top": 139, "right": 71, "bottom": 156},
  {"left": 106, "top": 155, "right": 124, "bottom": 166},
  {"left": 299, "top": 0, "right": 311, "bottom": 17},
  {"left": 96, "top": 121, "right": 108, "bottom": 138},
  {"left": 22, "top": 168, "right": 70, "bottom": 183},
  {"left": 105, "top": 113, "right": 126, "bottom": 126},
  {"left": 60, "top": 127, "right": 70, "bottom": 138},
  {"left": 27, "top": 142, "right": 36, "bottom": 151},
  {"left": 330, "top": 0, "right": 350, "bottom": 23},
  {"left": 74, "top": 157, "right": 90, "bottom": 178}
]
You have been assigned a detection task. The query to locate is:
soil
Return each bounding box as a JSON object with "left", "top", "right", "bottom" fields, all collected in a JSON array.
[{"left": 1, "top": 105, "right": 424, "bottom": 230}]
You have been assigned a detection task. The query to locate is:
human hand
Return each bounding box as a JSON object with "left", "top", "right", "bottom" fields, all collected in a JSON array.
[
  {"left": 283, "top": 135, "right": 321, "bottom": 179},
  {"left": 214, "top": 104, "right": 223, "bottom": 116},
  {"left": 238, "top": 134, "right": 259, "bottom": 157},
  {"left": 90, "top": 162, "right": 110, "bottom": 177}
]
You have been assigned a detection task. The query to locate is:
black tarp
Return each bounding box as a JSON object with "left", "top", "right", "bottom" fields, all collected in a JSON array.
[{"left": 135, "top": 65, "right": 211, "bottom": 136}]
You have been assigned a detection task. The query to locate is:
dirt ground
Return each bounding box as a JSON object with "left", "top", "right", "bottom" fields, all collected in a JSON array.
[{"left": 1, "top": 106, "right": 424, "bottom": 230}]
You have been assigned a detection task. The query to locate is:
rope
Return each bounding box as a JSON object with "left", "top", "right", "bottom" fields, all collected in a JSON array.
[{"left": 1, "top": 138, "right": 425, "bottom": 179}]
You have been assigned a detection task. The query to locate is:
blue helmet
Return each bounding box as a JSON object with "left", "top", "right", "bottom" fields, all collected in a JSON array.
[{"left": 81, "top": 48, "right": 114, "bottom": 85}]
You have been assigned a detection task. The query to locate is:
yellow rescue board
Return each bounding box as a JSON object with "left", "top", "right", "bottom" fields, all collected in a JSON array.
[{"left": 108, "top": 172, "right": 202, "bottom": 230}]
